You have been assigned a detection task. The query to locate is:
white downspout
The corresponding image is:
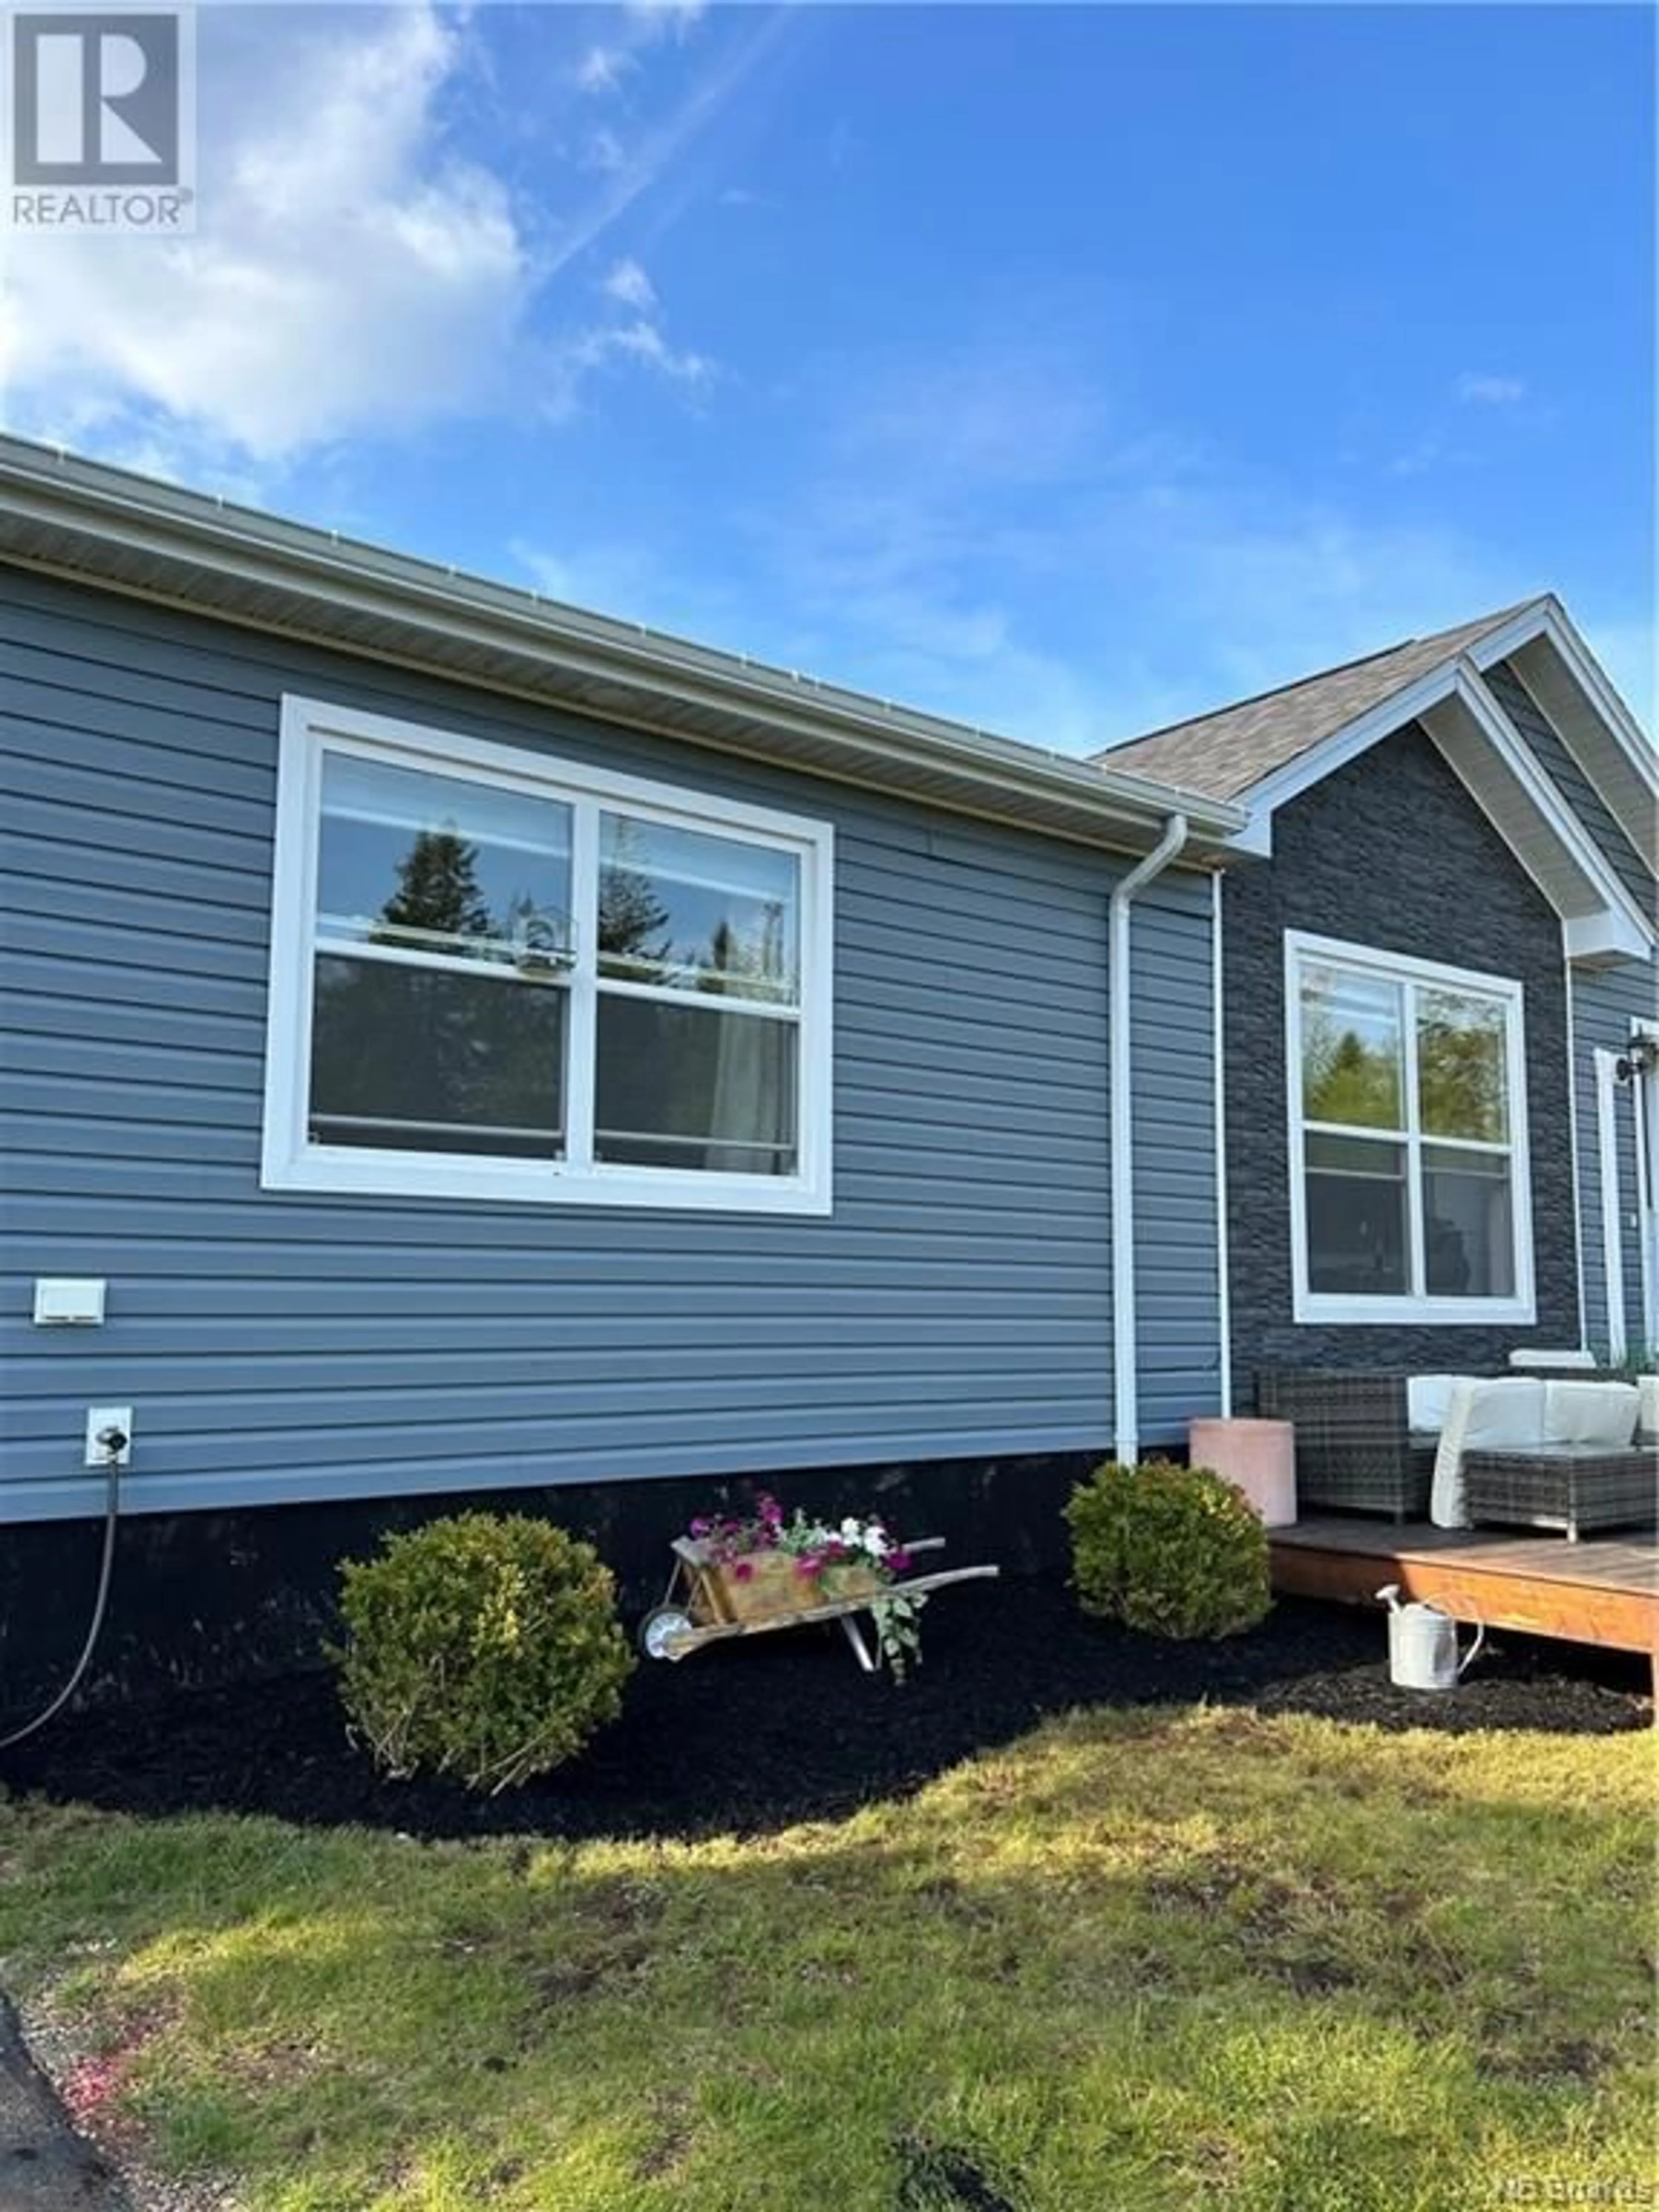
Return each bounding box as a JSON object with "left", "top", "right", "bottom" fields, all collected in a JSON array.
[{"left": 1109, "top": 813, "right": 1189, "bottom": 1465}]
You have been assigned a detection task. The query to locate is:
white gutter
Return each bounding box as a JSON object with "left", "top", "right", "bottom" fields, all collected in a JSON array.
[
  {"left": 1109, "top": 812, "right": 1190, "bottom": 1464},
  {"left": 0, "top": 435, "right": 1247, "bottom": 852}
]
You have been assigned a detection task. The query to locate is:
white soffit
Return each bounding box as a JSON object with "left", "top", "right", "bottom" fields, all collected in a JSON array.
[{"left": 1466, "top": 601, "right": 1659, "bottom": 860}]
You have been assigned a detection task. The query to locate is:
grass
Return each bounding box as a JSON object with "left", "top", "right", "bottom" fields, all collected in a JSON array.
[{"left": 0, "top": 1703, "right": 1653, "bottom": 2211}]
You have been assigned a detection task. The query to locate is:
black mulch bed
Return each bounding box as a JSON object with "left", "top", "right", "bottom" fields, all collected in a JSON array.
[{"left": 2, "top": 1585, "right": 1648, "bottom": 1846}]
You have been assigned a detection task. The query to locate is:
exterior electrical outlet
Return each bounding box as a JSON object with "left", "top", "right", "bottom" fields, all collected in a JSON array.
[{"left": 85, "top": 1407, "right": 133, "bottom": 1468}]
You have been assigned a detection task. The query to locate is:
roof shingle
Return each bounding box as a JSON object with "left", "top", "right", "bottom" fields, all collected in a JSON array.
[{"left": 1095, "top": 601, "right": 1543, "bottom": 800}]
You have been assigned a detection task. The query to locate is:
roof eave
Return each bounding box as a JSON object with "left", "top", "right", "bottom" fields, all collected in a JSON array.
[{"left": 0, "top": 438, "right": 1245, "bottom": 858}]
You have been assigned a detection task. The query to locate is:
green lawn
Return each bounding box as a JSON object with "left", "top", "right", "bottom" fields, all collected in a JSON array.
[{"left": 0, "top": 1703, "right": 1652, "bottom": 2212}]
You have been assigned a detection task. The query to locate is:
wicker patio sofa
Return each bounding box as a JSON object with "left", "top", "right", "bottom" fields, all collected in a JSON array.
[
  {"left": 1452, "top": 1374, "right": 1657, "bottom": 1541},
  {"left": 1253, "top": 1369, "right": 1448, "bottom": 1522},
  {"left": 1256, "top": 1367, "right": 1657, "bottom": 1536},
  {"left": 1459, "top": 1445, "right": 1656, "bottom": 1543}
]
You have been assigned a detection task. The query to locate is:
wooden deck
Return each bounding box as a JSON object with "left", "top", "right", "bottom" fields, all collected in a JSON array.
[{"left": 1269, "top": 1518, "right": 1658, "bottom": 1679}]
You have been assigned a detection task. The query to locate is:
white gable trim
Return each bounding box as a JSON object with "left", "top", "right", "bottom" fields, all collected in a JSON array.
[
  {"left": 1231, "top": 654, "right": 1654, "bottom": 968},
  {"left": 1228, "top": 661, "right": 1462, "bottom": 855},
  {"left": 1465, "top": 598, "right": 1658, "bottom": 805},
  {"left": 1427, "top": 671, "right": 1654, "bottom": 963}
]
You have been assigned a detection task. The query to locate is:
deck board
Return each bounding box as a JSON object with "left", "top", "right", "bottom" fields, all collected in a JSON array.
[{"left": 1269, "top": 1517, "right": 1657, "bottom": 1665}]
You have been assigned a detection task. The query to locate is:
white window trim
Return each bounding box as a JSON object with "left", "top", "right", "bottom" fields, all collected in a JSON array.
[
  {"left": 1284, "top": 931, "right": 1535, "bottom": 1325},
  {"left": 262, "top": 697, "right": 834, "bottom": 1214}
]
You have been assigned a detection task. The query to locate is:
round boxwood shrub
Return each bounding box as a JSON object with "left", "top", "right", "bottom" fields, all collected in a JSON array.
[
  {"left": 332, "top": 1513, "right": 635, "bottom": 1792},
  {"left": 1064, "top": 1459, "right": 1271, "bottom": 1640}
]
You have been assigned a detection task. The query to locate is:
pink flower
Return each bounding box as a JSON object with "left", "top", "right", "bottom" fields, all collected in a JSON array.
[
  {"left": 889, "top": 1548, "right": 912, "bottom": 1574},
  {"left": 731, "top": 1558, "right": 754, "bottom": 1582},
  {"left": 796, "top": 1555, "right": 823, "bottom": 1578}
]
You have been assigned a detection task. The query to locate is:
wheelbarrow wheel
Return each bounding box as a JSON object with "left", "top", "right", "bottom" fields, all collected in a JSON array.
[{"left": 639, "top": 1605, "right": 696, "bottom": 1661}]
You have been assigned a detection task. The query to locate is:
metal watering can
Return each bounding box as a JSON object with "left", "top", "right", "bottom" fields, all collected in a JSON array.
[{"left": 1375, "top": 1584, "right": 1485, "bottom": 1691}]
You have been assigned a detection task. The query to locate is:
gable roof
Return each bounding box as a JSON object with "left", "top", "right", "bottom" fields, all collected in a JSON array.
[
  {"left": 1097, "top": 597, "right": 1655, "bottom": 968},
  {"left": 1093, "top": 602, "right": 1540, "bottom": 799}
]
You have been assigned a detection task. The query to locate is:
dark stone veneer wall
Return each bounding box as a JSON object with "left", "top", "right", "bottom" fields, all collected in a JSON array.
[
  {"left": 1225, "top": 722, "right": 1579, "bottom": 1393},
  {"left": 0, "top": 1451, "right": 1100, "bottom": 1714}
]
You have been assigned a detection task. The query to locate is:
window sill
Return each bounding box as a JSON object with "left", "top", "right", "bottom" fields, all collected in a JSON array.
[
  {"left": 259, "top": 1147, "right": 833, "bottom": 1216},
  {"left": 1292, "top": 1294, "right": 1537, "bottom": 1327}
]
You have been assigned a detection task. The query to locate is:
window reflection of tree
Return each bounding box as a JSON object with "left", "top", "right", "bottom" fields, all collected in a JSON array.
[
  {"left": 1417, "top": 998, "right": 1507, "bottom": 1141},
  {"left": 596, "top": 897, "right": 794, "bottom": 1173},
  {"left": 311, "top": 827, "right": 564, "bottom": 1155}
]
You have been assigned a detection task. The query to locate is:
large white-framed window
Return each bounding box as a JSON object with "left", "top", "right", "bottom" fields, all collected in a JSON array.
[
  {"left": 1285, "top": 932, "right": 1534, "bottom": 1324},
  {"left": 262, "top": 698, "right": 834, "bottom": 1213}
]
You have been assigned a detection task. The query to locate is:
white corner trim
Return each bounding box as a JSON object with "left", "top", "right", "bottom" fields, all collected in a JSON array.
[
  {"left": 1593, "top": 1047, "right": 1629, "bottom": 1366},
  {"left": 1637, "top": 1017, "right": 1659, "bottom": 1356},
  {"left": 1563, "top": 962, "right": 1588, "bottom": 1356},
  {"left": 262, "top": 695, "right": 836, "bottom": 1216},
  {"left": 1284, "top": 931, "right": 1536, "bottom": 1328}
]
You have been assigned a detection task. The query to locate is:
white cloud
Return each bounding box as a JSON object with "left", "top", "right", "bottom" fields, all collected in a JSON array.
[
  {"left": 712, "top": 340, "right": 1549, "bottom": 754},
  {"left": 582, "top": 126, "right": 629, "bottom": 174},
  {"left": 627, "top": 1, "right": 707, "bottom": 39},
  {"left": 0, "top": 3, "right": 763, "bottom": 469},
  {"left": 0, "top": 7, "right": 530, "bottom": 463},
  {"left": 541, "top": 315, "right": 713, "bottom": 423},
  {"left": 603, "top": 257, "right": 658, "bottom": 312},
  {"left": 576, "top": 45, "right": 633, "bottom": 95},
  {"left": 1456, "top": 372, "right": 1527, "bottom": 407}
]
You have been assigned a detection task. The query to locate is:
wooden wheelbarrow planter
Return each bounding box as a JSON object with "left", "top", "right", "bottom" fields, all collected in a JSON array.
[{"left": 638, "top": 1535, "right": 1000, "bottom": 1673}]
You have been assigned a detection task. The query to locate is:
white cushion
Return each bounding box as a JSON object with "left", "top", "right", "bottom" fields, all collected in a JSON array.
[
  {"left": 1508, "top": 1347, "right": 1597, "bottom": 1371},
  {"left": 1639, "top": 1375, "right": 1659, "bottom": 1439},
  {"left": 1432, "top": 1378, "right": 1546, "bottom": 1528},
  {"left": 1406, "top": 1374, "right": 1465, "bottom": 1435},
  {"left": 1460, "top": 1377, "right": 1547, "bottom": 1452},
  {"left": 1542, "top": 1380, "right": 1640, "bottom": 1450}
]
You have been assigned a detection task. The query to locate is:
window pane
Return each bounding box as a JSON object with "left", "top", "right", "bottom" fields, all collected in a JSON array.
[
  {"left": 1305, "top": 1133, "right": 1408, "bottom": 1295},
  {"left": 598, "top": 815, "right": 799, "bottom": 1002},
  {"left": 595, "top": 997, "right": 797, "bottom": 1173},
  {"left": 319, "top": 755, "right": 572, "bottom": 969},
  {"left": 1417, "top": 989, "right": 1510, "bottom": 1142},
  {"left": 1423, "top": 1144, "right": 1514, "bottom": 1297},
  {"left": 311, "top": 955, "right": 565, "bottom": 1156},
  {"left": 1300, "top": 963, "right": 1404, "bottom": 1130}
]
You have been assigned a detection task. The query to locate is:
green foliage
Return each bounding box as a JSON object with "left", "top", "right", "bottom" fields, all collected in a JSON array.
[
  {"left": 331, "top": 1513, "right": 634, "bottom": 1793},
  {"left": 1065, "top": 1459, "right": 1271, "bottom": 1640},
  {"left": 1588, "top": 1340, "right": 1658, "bottom": 1381}
]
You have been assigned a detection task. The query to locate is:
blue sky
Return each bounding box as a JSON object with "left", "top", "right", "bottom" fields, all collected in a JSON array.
[{"left": 3, "top": 1, "right": 1653, "bottom": 743}]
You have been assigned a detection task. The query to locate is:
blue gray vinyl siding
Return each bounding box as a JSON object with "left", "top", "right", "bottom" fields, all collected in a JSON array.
[
  {"left": 1570, "top": 961, "right": 1655, "bottom": 1355},
  {"left": 1484, "top": 661, "right": 1656, "bottom": 909},
  {"left": 0, "top": 567, "right": 1219, "bottom": 1520}
]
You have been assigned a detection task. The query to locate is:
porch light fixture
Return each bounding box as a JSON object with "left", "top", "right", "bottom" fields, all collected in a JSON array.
[{"left": 1615, "top": 1034, "right": 1659, "bottom": 1084}]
